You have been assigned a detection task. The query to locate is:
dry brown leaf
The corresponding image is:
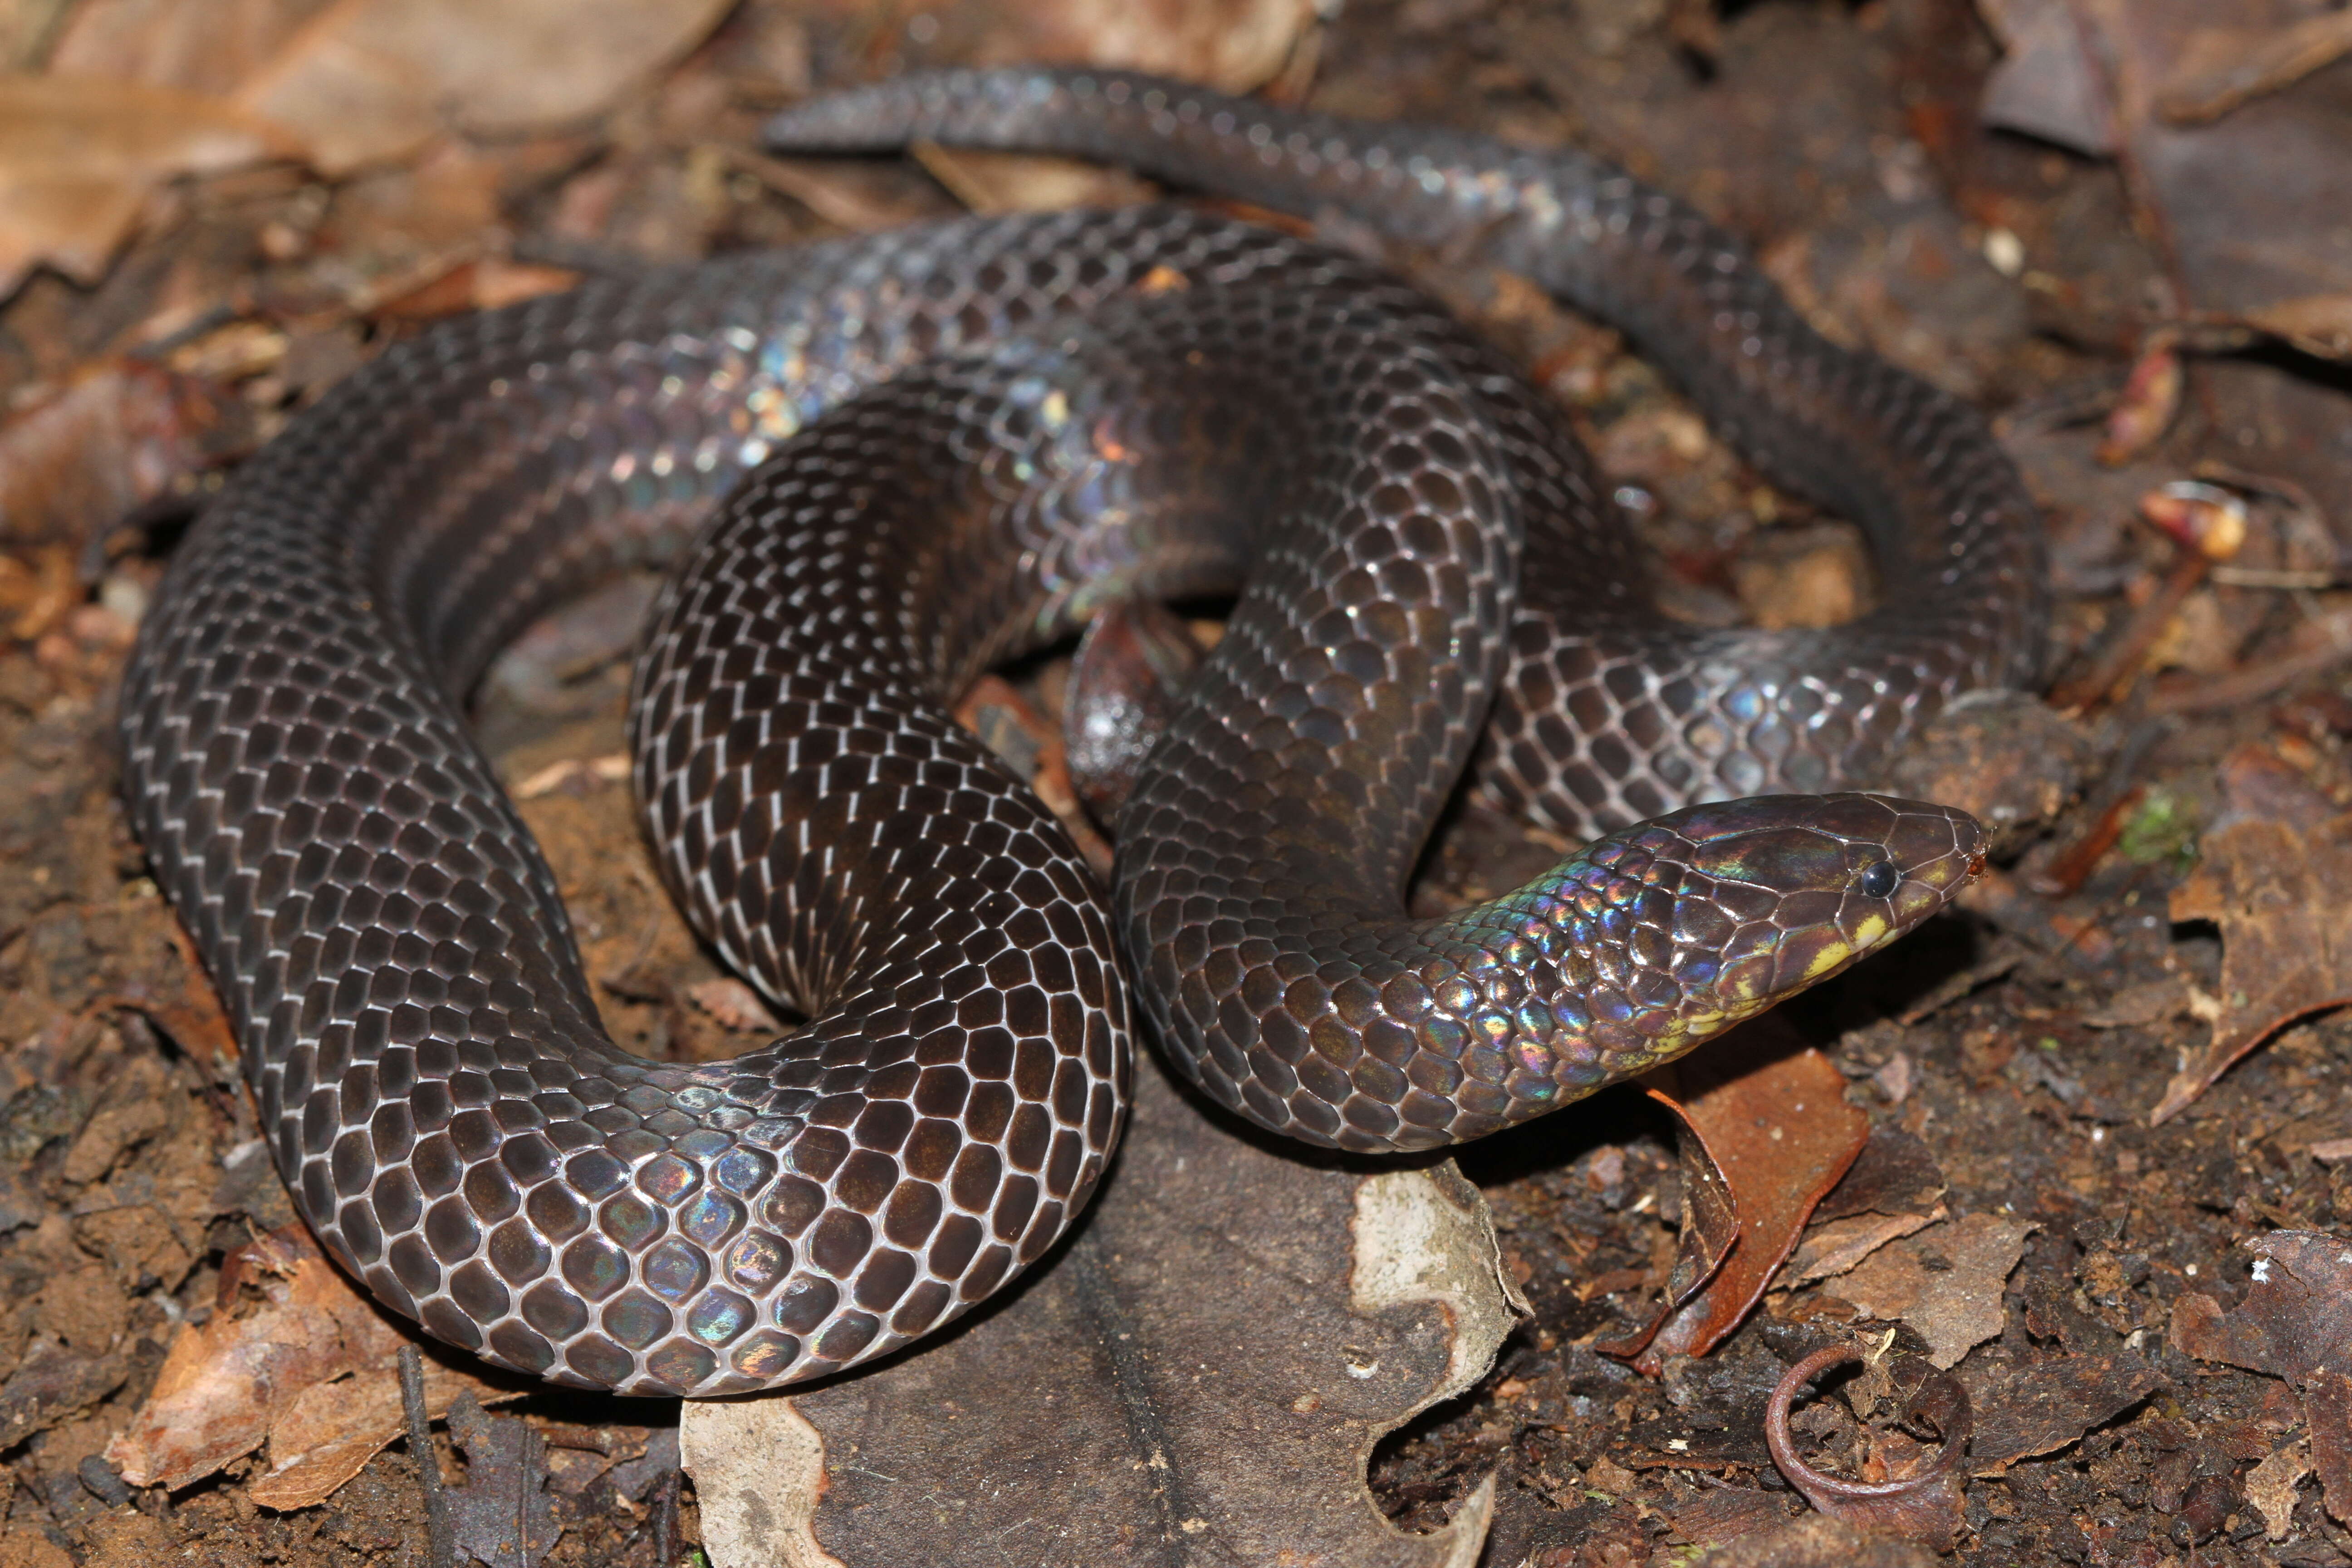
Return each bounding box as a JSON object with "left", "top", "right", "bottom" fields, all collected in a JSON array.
[
  {"left": 682, "top": 1054, "right": 1524, "bottom": 1568},
  {"left": 1604, "top": 1024, "right": 1871, "bottom": 1371},
  {"left": 46, "top": 0, "right": 328, "bottom": 98},
  {"left": 1788, "top": 1206, "right": 1946, "bottom": 1285},
  {"left": 1965, "top": 1351, "right": 2164, "bottom": 1473},
  {"left": 2155, "top": 7, "right": 2352, "bottom": 125},
  {"left": 683, "top": 977, "right": 781, "bottom": 1034},
  {"left": 106, "top": 1226, "right": 517, "bottom": 1502},
  {"left": 2159, "top": 744, "right": 2352, "bottom": 1122},
  {"left": 0, "top": 75, "right": 298, "bottom": 295},
  {"left": 951, "top": 0, "right": 1320, "bottom": 93},
  {"left": 2168, "top": 1230, "right": 2352, "bottom": 1387},
  {"left": 909, "top": 143, "right": 1153, "bottom": 217},
  {"left": 2241, "top": 292, "right": 2352, "bottom": 362},
  {"left": 1834, "top": 1213, "right": 2034, "bottom": 1368},
  {"left": 247, "top": 1348, "right": 514, "bottom": 1510},
  {"left": 2247, "top": 1440, "right": 2312, "bottom": 1541},
  {"left": 0, "top": 362, "right": 232, "bottom": 550},
  {"left": 233, "top": 0, "right": 734, "bottom": 175},
  {"left": 2307, "top": 1367, "right": 2352, "bottom": 1525}
]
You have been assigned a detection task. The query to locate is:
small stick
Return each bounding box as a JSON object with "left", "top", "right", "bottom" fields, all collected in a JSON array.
[
  {"left": 655, "top": 1465, "right": 682, "bottom": 1567},
  {"left": 2049, "top": 546, "right": 2209, "bottom": 715},
  {"left": 399, "top": 1343, "right": 456, "bottom": 1568}
]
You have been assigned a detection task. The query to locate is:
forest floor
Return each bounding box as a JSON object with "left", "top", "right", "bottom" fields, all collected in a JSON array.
[{"left": 6, "top": 0, "right": 2352, "bottom": 1564}]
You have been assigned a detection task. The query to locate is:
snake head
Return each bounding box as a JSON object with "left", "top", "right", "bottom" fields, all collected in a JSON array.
[
  {"left": 1644, "top": 792, "right": 1987, "bottom": 1007},
  {"left": 1518, "top": 792, "right": 1987, "bottom": 1091}
]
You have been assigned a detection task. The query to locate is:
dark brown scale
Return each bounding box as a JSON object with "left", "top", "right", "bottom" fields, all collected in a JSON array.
[{"left": 121, "top": 78, "right": 2025, "bottom": 1397}]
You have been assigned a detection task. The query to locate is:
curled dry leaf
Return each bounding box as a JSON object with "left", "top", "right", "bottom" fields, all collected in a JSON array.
[
  {"left": 1764, "top": 1345, "right": 1971, "bottom": 1554},
  {"left": 1833, "top": 1213, "right": 2033, "bottom": 1369},
  {"left": 1599, "top": 1021, "right": 1870, "bottom": 1372},
  {"left": 0, "top": 75, "right": 298, "bottom": 295},
  {"left": 232, "top": 0, "right": 735, "bottom": 175},
  {"left": 2158, "top": 743, "right": 2352, "bottom": 1122},
  {"left": 682, "top": 1054, "right": 1524, "bottom": 1568},
  {"left": 106, "top": 1225, "right": 519, "bottom": 1505}
]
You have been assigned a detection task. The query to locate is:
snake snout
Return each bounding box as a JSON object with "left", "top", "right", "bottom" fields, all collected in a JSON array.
[{"left": 1665, "top": 792, "right": 1986, "bottom": 1003}]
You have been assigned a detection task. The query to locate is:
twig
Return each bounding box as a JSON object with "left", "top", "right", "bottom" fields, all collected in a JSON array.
[
  {"left": 655, "top": 1465, "right": 682, "bottom": 1567},
  {"left": 2049, "top": 546, "right": 2210, "bottom": 714},
  {"left": 399, "top": 1343, "right": 456, "bottom": 1568}
]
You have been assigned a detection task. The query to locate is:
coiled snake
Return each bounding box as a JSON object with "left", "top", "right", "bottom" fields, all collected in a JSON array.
[{"left": 120, "top": 71, "right": 2038, "bottom": 1396}]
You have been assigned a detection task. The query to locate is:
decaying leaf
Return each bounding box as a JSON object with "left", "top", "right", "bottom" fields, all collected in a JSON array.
[
  {"left": 2247, "top": 1439, "right": 2312, "bottom": 1541},
  {"left": 106, "top": 1225, "right": 521, "bottom": 1504},
  {"left": 2169, "top": 1230, "right": 2352, "bottom": 1387},
  {"left": 1964, "top": 1351, "right": 2164, "bottom": 1473},
  {"left": 1687, "top": 1512, "right": 1943, "bottom": 1567},
  {"left": 1604, "top": 1023, "right": 1871, "bottom": 1371},
  {"left": 0, "top": 74, "right": 298, "bottom": 295},
  {"left": 681, "top": 1054, "right": 1525, "bottom": 1568},
  {"left": 0, "top": 1338, "right": 129, "bottom": 1451},
  {"left": 2159, "top": 743, "right": 2352, "bottom": 1122},
  {"left": 46, "top": 0, "right": 326, "bottom": 98},
  {"left": 1833, "top": 1213, "right": 2034, "bottom": 1368},
  {"left": 1662, "top": 1483, "right": 1792, "bottom": 1549},
  {"left": 232, "top": 0, "right": 735, "bottom": 175},
  {"left": 2155, "top": 7, "right": 2352, "bottom": 125},
  {"left": 951, "top": 0, "right": 1322, "bottom": 93},
  {"left": 445, "top": 1392, "right": 563, "bottom": 1568},
  {"left": 2306, "top": 1366, "right": 2352, "bottom": 1525},
  {"left": 0, "top": 363, "right": 233, "bottom": 550},
  {"left": 1788, "top": 1126, "right": 1949, "bottom": 1285},
  {"left": 2239, "top": 292, "right": 2352, "bottom": 361}
]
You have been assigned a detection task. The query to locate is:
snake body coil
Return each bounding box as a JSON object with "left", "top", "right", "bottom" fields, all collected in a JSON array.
[{"left": 122, "top": 73, "right": 2033, "bottom": 1396}]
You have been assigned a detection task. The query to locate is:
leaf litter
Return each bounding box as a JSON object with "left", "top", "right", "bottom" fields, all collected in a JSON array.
[
  {"left": 8, "top": 0, "right": 2352, "bottom": 1563},
  {"left": 681, "top": 1052, "right": 1525, "bottom": 1568}
]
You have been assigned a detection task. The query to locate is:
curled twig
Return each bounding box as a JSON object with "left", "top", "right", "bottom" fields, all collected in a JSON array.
[{"left": 1765, "top": 1343, "right": 1971, "bottom": 1553}]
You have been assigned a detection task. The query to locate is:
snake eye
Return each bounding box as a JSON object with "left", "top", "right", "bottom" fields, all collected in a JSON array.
[{"left": 1858, "top": 860, "right": 1900, "bottom": 899}]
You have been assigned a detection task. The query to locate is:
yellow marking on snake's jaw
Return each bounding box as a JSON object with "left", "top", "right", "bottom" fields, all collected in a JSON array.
[
  {"left": 1851, "top": 912, "right": 1890, "bottom": 949},
  {"left": 1803, "top": 939, "right": 1853, "bottom": 981}
]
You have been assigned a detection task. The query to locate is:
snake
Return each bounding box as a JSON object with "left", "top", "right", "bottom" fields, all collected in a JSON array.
[{"left": 118, "top": 69, "right": 2039, "bottom": 1397}]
